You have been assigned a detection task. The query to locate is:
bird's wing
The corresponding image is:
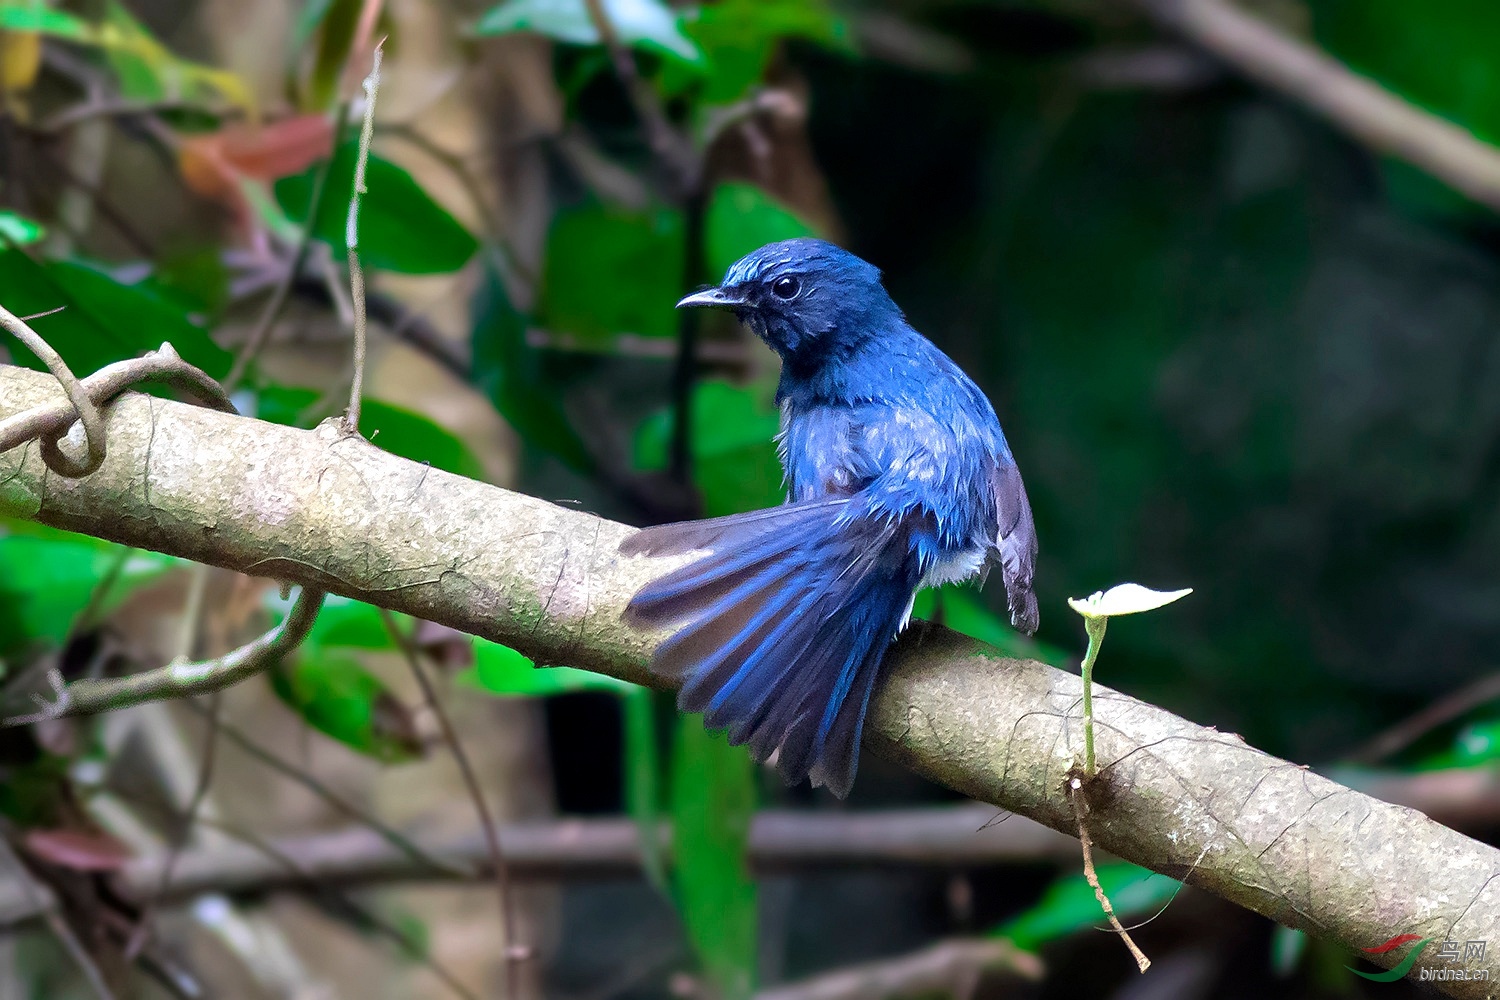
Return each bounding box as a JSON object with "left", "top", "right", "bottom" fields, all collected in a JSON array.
[
  {"left": 622, "top": 497, "right": 923, "bottom": 797},
  {"left": 991, "top": 460, "right": 1039, "bottom": 635}
]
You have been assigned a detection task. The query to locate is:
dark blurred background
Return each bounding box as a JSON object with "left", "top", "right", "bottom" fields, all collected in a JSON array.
[{"left": 0, "top": 0, "right": 1495, "bottom": 997}]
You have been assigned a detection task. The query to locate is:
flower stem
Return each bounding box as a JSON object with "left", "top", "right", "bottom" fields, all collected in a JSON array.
[{"left": 1081, "top": 615, "right": 1108, "bottom": 775}]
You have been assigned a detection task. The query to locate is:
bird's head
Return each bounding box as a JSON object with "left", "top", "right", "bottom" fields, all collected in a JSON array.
[{"left": 677, "top": 239, "right": 903, "bottom": 366}]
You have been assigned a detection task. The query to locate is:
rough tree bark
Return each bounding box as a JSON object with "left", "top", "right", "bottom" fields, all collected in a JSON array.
[{"left": 0, "top": 365, "right": 1495, "bottom": 998}]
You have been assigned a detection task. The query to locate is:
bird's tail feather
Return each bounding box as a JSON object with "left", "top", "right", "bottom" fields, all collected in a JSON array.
[{"left": 623, "top": 500, "right": 920, "bottom": 798}]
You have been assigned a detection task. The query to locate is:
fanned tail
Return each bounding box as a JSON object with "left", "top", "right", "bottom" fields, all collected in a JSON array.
[{"left": 623, "top": 500, "right": 921, "bottom": 798}]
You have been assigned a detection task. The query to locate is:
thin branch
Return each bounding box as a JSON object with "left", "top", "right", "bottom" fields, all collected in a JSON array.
[
  {"left": 1131, "top": 0, "right": 1500, "bottom": 211},
  {"left": 124, "top": 566, "right": 220, "bottom": 961},
  {"left": 37, "top": 98, "right": 236, "bottom": 135},
  {"left": 381, "top": 611, "right": 527, "bottom": 985},
  {"left": 753, "top": 938, "right": 1043, "bottom": 1000},
  {"left": 379, "top": 122, "right": 534, "bottom": 287},
  {"left": 579, "top": 0, "right": 698, "bottom": 193},
  {"left": 194, "top": 704, "right": 474, "bottom": 879},
  {"left": 343, "top": 42, "right": 383, "bottom": 433},
  {"left": 222, "top": 147, "right": 339, "bottom": 390},
  {"left": 1348, "top": 670, "right": 1500, "bottom": 765},
  {"left": 188, "top": 819, "right": 480, "bottom": 1000},
  {"left": 0, "top": 840, "right": 116, "bottom": 1000},
  {"left": 7, "top": 587, "right": 328, "bottom": 722},
  {"left": 87, "top": 806, "right": 1075, "bottom": 911}
]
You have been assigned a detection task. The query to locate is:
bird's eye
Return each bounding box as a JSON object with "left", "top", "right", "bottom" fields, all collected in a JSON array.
[{"left": 771, "top": 275, "right": 801, "bottom": 300}]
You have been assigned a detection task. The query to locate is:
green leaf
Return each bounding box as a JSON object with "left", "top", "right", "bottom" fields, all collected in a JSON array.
[
  {"left": 271, "top": 652, "right": 422, "bottom": 762},
  {"left": 252, "top": 386, "right": 487, "bottom": 481},
  {"left": 461, "top": 639, "right": 632, "bottom": 695},
  {"left": 538, "top": 202, "right": 685, "bottom": 342},
  {"left": 0, "top": 529, "right": 176, "bottom": 654},
  {"left": 469, "top": 264, "right": 596, "bottom": 472},
  {"left": 703, "top": 182, "right": 815, "bottom": 281},
  {"left": 622, "top": 686, "right": 667, "bottom": 891},
  {"left": 674, "top": 0, "right": 849, "bottom": 103},
  {"left": 275, "top": 141, "right": 478, "bottom": 274},
  {"left": 146, "top": 246, "right": 232, "bottom": 321},
  {"left": 0, "top": 211, "right": 44, "bottom": 246},
  {"left": 671, "top": 718, "right": 757, "bottom": 1000},
  {"left": 993, "top": 863, "right": 1178, "bottom": 951},
  {"left": 473, "top": 0, "right": 702, "bottom": 67},
  {"left": 634, "top": 378, "right": 784, "bottom": 516},
  {"left": 0, "top": 251, "right": 232, "bottom": 379}
]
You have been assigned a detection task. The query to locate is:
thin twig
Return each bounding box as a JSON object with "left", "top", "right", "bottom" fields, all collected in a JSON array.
[
  {"left": 1349, "top": 670, "right": 1500, "bottom": 764},
  {"left": 5, "top": 587, "right": 328, "bottom": 722},
  {"left": 189, "top": 703, "right": 473, "bottom": 878},
  {"left": 0, "top": 840, "right": 117, "bottom": 1000},
  {"left": 125, "top": 566, "right": 220, "bottom": 960},
  {"left": 1132, "top": 0, "right": 1500, "bottom": 211},
  {"left": 69, "top": 545, "right": 135, "bottom": 640},
  {"left": 1068, "top": 777, "right": 1149, "bottom": 973},
  {"left": 37, "top": 97, "right": 236, "bottom": 135},
  {"left": 381, "top": 610, "right": 527, "bottom": 988},
  {"left": 579, "top": 0, "right": 698, "bottom": 193},
  {"left": 343, "top": 42, "right": 384, "bottom": 433},
  {"left": 186, "top": 818, "right": 480, "bottom": 1000},
  {"left": 379, "top": 122, "right": 534, "bottom": 287},
  {"left": 753, "top": 938, "right": 1043, "bottom": 1000},
  {"left": 127, "top": 694, "right": 223, "bottom": 961},
  {"left": 668, "top": 191, "right": 707, "bottom": 487},
  {"left": 223, "top": 109, "right": 347, "bottom": 391},
  {"left": 0, "top": 302, "right": 105, "bottom": 476}
]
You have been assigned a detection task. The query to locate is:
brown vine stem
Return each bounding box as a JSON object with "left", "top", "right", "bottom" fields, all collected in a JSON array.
[
  {"left": 0, "top": 302, "right": 105, "bottom": 476},
  {"left": 3, "top": 587, "right": 328, "bottom": 722},
  {"left": 1069, "top": 775, "right": 1150, "bottom": 973}
]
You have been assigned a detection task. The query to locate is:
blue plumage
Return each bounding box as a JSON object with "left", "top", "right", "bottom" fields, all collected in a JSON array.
[{"left": 623, "top": 238, "right": 1037, "bottom": 797}]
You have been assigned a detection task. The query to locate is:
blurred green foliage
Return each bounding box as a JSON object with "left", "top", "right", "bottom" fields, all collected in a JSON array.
[
  {"left": 540, "top": 203, "right": 685, "bottom": 341},
  {"left": 0, "top": 525, "right": 176, "bottom": 655}
]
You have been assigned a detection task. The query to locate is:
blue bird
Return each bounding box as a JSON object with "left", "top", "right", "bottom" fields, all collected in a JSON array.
[{"left": 622, "top": 238, "right": 1037, "bottom": 798}]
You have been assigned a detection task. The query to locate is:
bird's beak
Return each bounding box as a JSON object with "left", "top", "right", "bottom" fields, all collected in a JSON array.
[{"left": 676, "top": 286, "right": 744, "bottom": 310}]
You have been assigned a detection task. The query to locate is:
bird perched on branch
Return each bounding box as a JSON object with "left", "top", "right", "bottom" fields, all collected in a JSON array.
[{"left": 622, "top": 238, "right": 1037, "bottom": 797}]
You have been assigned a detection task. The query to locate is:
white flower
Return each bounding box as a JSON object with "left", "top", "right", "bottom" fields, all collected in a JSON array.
[{"left": 1067, "top": 583, "right": 1193, "bottom": 619}]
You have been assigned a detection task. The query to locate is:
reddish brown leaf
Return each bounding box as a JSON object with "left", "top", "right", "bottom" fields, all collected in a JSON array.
[
  {"left": 22, "top": 828, "right": 133, "bottom": 872},
  {"left": 179, "top": 115, "right": 334, "bottom": 204},
  {"left": 215, "top": 115, "right": 335, "bottom": 180}
]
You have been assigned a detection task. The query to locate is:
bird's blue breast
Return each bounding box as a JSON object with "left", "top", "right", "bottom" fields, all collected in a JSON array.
[{"left": 776, "top": 326, "right": 1012, "bottom": 569}]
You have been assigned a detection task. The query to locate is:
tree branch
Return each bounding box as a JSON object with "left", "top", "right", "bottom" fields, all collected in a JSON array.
[
  {"left": 753, "top": 938, "right": 1043, "bottom": 1000},
  {"left": 1132, "top": 0, "right": 1500, "bottom": 212},
  {"left": 0, "top": 364, "right": 1496, "bottom": 996}
]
